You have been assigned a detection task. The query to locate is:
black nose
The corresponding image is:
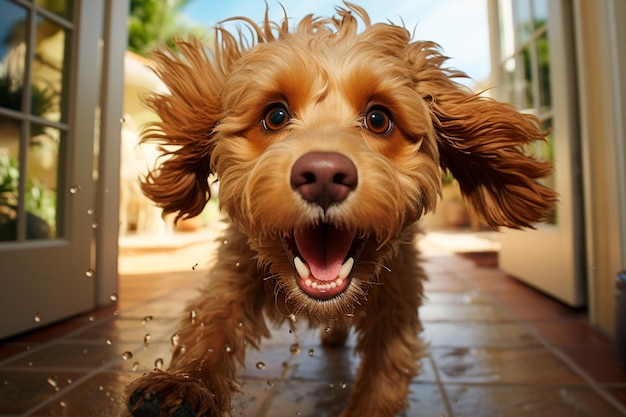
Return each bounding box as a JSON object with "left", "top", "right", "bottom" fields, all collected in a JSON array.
[{"left": 290, "top": 152, "right": 358, "bottom": 210}]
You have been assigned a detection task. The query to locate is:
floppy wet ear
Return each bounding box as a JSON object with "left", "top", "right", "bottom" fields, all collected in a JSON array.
[
  {"left": 410, "top": 42, "right": 557, "bottom": 229},
  {"left": 140, "top": 38, "right": 225, "bottom": 222}
]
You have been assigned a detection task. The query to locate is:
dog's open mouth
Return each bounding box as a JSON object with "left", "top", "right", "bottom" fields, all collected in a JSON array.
[{"left": 284, "top": 223, "right": 367, "bottom": 300}]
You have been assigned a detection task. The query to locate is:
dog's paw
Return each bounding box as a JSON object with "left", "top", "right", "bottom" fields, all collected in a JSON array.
[{"left": 125, "top": 370, "right": 218, "bottom": 417}]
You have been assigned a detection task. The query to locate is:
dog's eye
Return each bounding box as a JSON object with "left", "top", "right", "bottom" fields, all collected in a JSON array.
[
  {"left": 262, "top": 106, "right": 290, "bottom": 131},
  {"left": 364, "top": 108, "right": 393, "bottom": 135}
]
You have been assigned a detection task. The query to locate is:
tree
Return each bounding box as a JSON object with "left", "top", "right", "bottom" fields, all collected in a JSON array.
[{"left": 128, "top": 0, "right": 207, "bottom": 56}]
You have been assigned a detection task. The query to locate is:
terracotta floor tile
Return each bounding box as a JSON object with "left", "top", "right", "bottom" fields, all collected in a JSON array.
[
  {"left": 423, "top": 322, "right": 541, "bottom": 348},
  {"left": 562, "top": 346, "right": 626, "bottom": 384},
  {"left": 423, "top": 274, "right": 474, "bottom": 292},
  {"left": 432, "top": 347, "right": 585, "bottom": 385},
  {"left": 28, "top": 371, "right": 134, "bottom": 416},
  {"left": 420, "top": 303, "right": 513, "bottom": 323},
  {"left": 445, "top": 384, "right": 625, "bottom": 417},
  {"left": 604, "top": 387, "right": 626, "bottom": 411},
  {"left": 498, "top": 295, "right": 583, "bottom": 321},
  {"left": 3, "top": 342, "right": 138, "bottom": 370},
  {"left": 68, "top": 317, "right": 178, "bottom": 345},
  {"left": 0, "top": 370, "right": 83, "bottom": 414},
  {"left": 532, "top": 320, "right": 613, "bottom": 347},
  {"left": 424, "top": 290, "right": 492, "bottom": 305}
]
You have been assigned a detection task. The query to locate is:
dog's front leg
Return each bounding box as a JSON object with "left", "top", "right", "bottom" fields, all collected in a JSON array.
[
  {"left": 123, "top": 242, "right": 268, "bottom": 417},
  {"left": 342, "top": 261, "right": 425, "bottom": 416}
]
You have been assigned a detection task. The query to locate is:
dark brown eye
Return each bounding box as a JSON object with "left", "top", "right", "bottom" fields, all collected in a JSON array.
[
  {"left": 364, "top": 107, "right": 393, "bottom": 134},
  {"left": 262, "top": 105, "right": 290, "bottom": 131}
]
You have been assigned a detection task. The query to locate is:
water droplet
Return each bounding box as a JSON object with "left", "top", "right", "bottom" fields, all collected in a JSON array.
[
  {"left": 121, "top": 351, "right": 133, "bottom": 360},
  {"left": 143, "top": 333, "right": 151, "bottom": 346},
  {"left": 339, "top": 381, "right": 347, "bottom": 389},
  {"left": 324, "top": 327, "right": 331, "bottom": 333},
  {"left": 223, "top": 239, "right": 229, "bottom": 245},
  {"left": 235, "top": 261, "right": 241, "bottom": 268},
  {"left": 237, "top": 322, "right": 244, "bottom": 328},
  {"left": 87, "top": 208, "right": 94, "bottom": 215},
  {"left": 91, "top": 222, "right": 98, "bottom": 229},
  {"left": 34, "top": 312, "right": 42, "bottom": 323},
  {"left": 88, "top": 315, "right": 95, "bottom": 322},
  {"left": 308, "top": 349, "right": 315, "bottom": 357},
  {"left": 255, "top": 361, "right": 266, "bottom": 370},
  {"left": 46, "top": 376, "right": 60, "bottom": 391},
  {"left": 67, "top": 378, "right": 73, "bottom": 384},
  {"left": 120, "top": 117, "right": 126, "bottom": 124},
  {"left": 189, "top": 310, "right": 197, "bottom": 323},
  {"left": 131, "top": 361, "right": 139, "bottom": 371},
  {"left": 207, "top": 347, "right": 214, "bottom": 353},
  {"left": 289, "top": 343, "right": 301, "bottom": 356},
  {"left": 289, "top": 314, "right": 297, "bottom": 323},
  {"left": 171, "top": 333, "right": 180, "bottom": 347},
  {"left": 59, "top": 401, "right": 67, "bottom": 408},
  {"left": 69, "top": 185, "right": 80, "bottom": 194},
  {"left": 142, "top": 315, "right": 153, "bottom": 325},
  {"left": 154, "top": 358, "right": 164, "bottom": 369},
  {"left": 266, "top": 380, "right": 275, "bottom": 386},
  {"left": 109, "top": 293, "right": 118, "bottom": 302},
  {"left": 179, "top": 346, "right": 186, "bottom": 354},
  {"left": 105, "top": 338, "right": 112, "bottom": 346},
  {"left": 85, "top": 269, "right": 94, "bottom": 277},
  {"left": 225, "top": 344, "right": 232, "bottom": 353}
]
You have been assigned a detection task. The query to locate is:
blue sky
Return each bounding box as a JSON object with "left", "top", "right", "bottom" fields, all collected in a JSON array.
[{"left": 181, "top": 0, "right": 491, "bottom": 88}]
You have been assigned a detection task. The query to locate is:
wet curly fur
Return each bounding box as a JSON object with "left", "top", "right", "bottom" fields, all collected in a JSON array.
[{"left": 123, "top": 3, "right": 556, "bottom": 416}]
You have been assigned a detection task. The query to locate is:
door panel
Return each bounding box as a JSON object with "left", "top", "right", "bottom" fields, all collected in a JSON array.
[
  {"left": 0, "top": 0, "right": 103, "bottom": 338},
  {"left": 495, "top": 0, "right": 586, "bottom": 306}
]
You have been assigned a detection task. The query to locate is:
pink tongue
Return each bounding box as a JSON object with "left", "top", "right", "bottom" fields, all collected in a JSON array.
[{"left": 294, "top": 224, "right": 355, "bottom": 281}]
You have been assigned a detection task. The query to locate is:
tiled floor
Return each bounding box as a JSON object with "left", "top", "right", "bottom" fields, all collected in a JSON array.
[{"left": 1, "top": 231, "right": 626, "bottom": 416}]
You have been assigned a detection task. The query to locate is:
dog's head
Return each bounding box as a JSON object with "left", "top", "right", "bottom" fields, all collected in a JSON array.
[{"left": 141, "top": 4, "right": 556, "bottom": 317}]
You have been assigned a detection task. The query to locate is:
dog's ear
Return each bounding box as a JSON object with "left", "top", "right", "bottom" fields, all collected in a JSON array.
[
  {"left": 140, "top": 38, "right": 225, "bottom": 222},
  {"left": 409, "top": 41, "right": 557, "bottom": 229}
]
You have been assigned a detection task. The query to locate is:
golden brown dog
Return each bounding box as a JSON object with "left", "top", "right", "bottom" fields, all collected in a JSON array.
[{"left": 124, "top": 3, "right": 556, "bottom": 416}]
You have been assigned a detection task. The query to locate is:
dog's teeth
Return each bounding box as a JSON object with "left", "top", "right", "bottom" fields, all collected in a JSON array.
[
  {"left": 339, "top": 257, "right": 354, "bottom": 280},
  {"left": 294, "top": 257, "right": 310, "bottom": 279}
]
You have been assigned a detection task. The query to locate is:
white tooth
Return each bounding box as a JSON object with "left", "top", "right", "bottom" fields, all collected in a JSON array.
[
  {"left": 339, "top": 257, "right": 354, "bottom": 280},
  {"left": 305, "top": 279, "right": 312, "bottom": 287},
  {"left": 294, "top": 257, "right": 310, "bottom": 279},
  {"left": 336, "top": 278, "right": 343, "bottom": 286}
]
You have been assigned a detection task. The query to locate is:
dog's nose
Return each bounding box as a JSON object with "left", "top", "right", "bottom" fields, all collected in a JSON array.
[{"left": 291, "top": 152, "right": 358, "bottom": 210}]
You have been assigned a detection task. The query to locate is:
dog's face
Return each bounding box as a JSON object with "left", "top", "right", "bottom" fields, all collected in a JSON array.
[
  {"left": 141, "top": 5, "right": 557, "bottom": 319},
  {"left": 210, "top": 18, "right": 441, "bottom": 313}
]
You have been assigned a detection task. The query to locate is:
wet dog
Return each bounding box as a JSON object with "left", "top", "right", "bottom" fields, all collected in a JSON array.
[{"left": 124, "top": 4, "right": 556, "bottom": 416}]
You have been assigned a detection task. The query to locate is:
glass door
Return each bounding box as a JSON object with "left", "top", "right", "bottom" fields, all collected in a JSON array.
[
  {"left": 0, "top": 0, "right": 102, "bottom": 338},
  {"left": 493, "top": 0, "right": 586, "bottom": 306}
]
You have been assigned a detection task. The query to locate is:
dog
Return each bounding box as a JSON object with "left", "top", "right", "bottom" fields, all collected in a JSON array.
[{"left": 123, "top": 3, "right": 557, "bottom": 416}]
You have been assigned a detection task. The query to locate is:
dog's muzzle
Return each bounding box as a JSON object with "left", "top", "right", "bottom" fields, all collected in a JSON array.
[{"left": 284, "top": 151, "right": 365, "bottom": 300}]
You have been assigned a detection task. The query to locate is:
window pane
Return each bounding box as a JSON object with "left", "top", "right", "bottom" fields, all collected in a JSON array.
[
  {"left": 0, "top": 116, "right": 21, "bottom": 241},
  {"left": 537, "top": 31, "right": 552, "bottom": 110},
  {"left": 0, "top": 1, "right": 28, "bottom": 113},
  {"left": 532, "top": 0, "right": 548, "bottom": 30},
  {"left": 32, "top": 14, "right": 68, "bottom": 122},
  {"left": 36, "top": 0, "right": 73, "bottom": 21},
  {"left": 514, "top": 0, "right": 533, "bottom": 45},
  {"left": 26, "top": 123, "right": 60, "bottom": 239},
  {"left": 521, "top": 46, "right": 534, "bottom": 109}
]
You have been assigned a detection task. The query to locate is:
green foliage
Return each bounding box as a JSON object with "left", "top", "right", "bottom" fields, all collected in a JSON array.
[{"left": 128, "top": 0, "right": 207, "bottom": 56}]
